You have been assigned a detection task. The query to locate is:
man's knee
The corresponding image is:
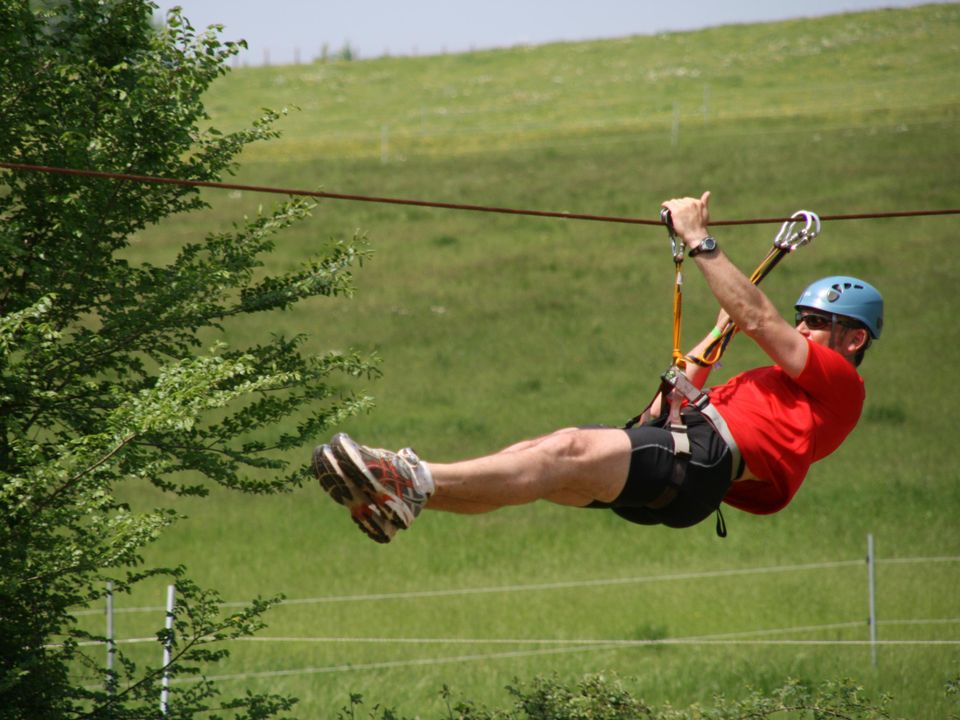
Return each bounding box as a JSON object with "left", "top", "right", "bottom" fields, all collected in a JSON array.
[
  {"left": 492, "top": 430, "right": 587, "bottom": 506},
  {"left": 515, "top": 428, "right": 627, "bottom": 503},
  {"left": 544, "top": 428, "right": 631, "bottom": 502},
  {"left": 539, "top": 428, "right": 598, "bottom": 469}
]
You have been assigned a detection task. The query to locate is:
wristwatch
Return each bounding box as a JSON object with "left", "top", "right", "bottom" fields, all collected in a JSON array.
[{"left": 688, "top": 235, "right": 718, "bottom": 257}]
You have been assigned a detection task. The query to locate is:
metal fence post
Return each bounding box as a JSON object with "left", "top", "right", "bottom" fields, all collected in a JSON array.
[
  {"left": 160, "top": 584, "right": 175, "bottom": 714},
  {"left": 105, "top": 581, "right": 115, "bottom": 695},
  {"left": 867, "top": 533, "right": 877, "bottom": 666},
  {"left": 671, "top": 102, "right": 680, "bottom": 146}
]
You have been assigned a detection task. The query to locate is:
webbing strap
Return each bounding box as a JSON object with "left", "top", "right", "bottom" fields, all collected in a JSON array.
[
  {"left": 645, "top": 425, "right": 691, "bottom": 510},
  {"left": 671, "top": 258, "right": 686, "bottom": 370},
  {"left": 660, "top": 208, "right": 688, "bottom": 371},
  {"left": 661, "top": 367, "right": 742, "bottom": 485},
  {"left": 715, "top": 507, "right": 728, "bottom": 538},
  {"left": 698, "top": 403, "right": 742, "bottom": 485}
]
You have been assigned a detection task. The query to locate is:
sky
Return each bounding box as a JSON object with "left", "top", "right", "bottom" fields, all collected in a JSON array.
[{"left": 152, "top": 0, "right": 937, "bottom": 66}]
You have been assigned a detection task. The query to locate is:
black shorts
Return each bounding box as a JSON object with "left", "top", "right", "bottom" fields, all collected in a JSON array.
[{"left": 588, "top": 408, "right": 737, "bottom": 529}]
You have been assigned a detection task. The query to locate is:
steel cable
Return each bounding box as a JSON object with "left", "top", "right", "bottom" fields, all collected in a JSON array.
[{"left": 2, "top": 161, "right": 958, "bottom": 227}]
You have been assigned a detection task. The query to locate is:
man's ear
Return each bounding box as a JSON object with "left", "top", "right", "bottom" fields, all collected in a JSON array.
[{"left": 848, "top": 328, "right": 869, "bottom": 353}]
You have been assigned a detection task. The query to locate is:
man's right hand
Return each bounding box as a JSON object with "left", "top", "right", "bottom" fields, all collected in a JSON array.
[{"left": 661, "top": 191, "right": 712, "bottom": 250}]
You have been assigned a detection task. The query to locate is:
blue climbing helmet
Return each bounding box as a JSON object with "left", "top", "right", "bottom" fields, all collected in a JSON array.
[{"left": 795, "top": 276, "right": 884, "bottom": 338}]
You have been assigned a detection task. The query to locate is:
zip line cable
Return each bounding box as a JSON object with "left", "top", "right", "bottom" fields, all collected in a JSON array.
[{"left": 2, "top": 161, "right": 958, "bottom": 227}]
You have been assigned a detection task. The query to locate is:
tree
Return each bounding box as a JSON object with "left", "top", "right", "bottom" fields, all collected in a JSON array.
[{"left": 0, "top": 1, "right": 377, "bottom": 717}]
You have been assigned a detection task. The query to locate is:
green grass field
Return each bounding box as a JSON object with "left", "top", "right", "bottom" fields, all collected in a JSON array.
[{"left": 82, "top": 4, "right": 960, "bottom": 717}]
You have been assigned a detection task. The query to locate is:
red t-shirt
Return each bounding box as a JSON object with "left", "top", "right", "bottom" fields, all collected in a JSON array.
[{"left": 708, "top": 339, "right": 865, "bottom": 514}]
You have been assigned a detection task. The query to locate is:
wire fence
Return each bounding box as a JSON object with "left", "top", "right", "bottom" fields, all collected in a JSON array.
[
  {"left": 67, "top": 543, "right": 959, "bottom": 698},
  {"left": 75, "top": 618, "right": 960, "bottom": 650},
  {"left": 70, "top": 554, "right": 960, "bottom": 617},
  {"left": 368, "top": 115, "right": 958, "bottom": 164},
  {"left": 230, "top": 68, "right": 954, "bottom": 139},
  {"left": 190, "top": 622, "right": 960, "bottom": 686},
  {"left": 76, "top": 619, "right": 960, "bottom": 687},
  {"left": 236, "top": 77, "right": 959, "bottom": 162}
]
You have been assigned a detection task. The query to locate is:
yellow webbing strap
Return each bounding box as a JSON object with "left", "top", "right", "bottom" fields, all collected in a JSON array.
[
  {"left": 660, "top": 207, "right": 688, "bottom": 373},
  {"left": 671, "top": 256, "right": 686, "bottom": 371}
]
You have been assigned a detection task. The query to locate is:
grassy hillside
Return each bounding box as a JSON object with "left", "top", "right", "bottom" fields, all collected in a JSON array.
[{"left": 98, "top": 4, "right": 960, "bottom": 717}]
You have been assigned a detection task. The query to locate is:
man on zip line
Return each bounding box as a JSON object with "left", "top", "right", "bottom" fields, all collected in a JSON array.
[{"left": 313, "top": 191, "right": 883, "bottom": 543}]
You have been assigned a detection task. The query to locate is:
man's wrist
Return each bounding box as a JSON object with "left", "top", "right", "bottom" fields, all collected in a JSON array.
[
  {"left": 680, "top": 228, "right": 709, "bottom": 247},
  {"left": 688, "top": 235, "right": 718, "bottom": 257}
]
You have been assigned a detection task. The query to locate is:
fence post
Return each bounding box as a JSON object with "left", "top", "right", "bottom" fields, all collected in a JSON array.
[
  {"left": 671, "top": 102, "right": 680, "bottom": 146},
  {"left": 105, "top": 581, "right": 115, "bottom": 695},
  {"left": 867, "top": 533, "right": 877, "bottom": 666},
  {"left": 160, "top": 584, "right": 175, "bottom": 715},
  {"left": 381, "top": 124, "right": 390, "bottom": 164}
]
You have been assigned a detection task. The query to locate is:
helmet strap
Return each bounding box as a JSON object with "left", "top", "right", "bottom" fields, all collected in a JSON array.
[{"left": 827, "top": 314, "right": 844, "bottom": 353}]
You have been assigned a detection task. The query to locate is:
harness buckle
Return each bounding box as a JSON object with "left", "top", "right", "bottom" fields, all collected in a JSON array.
[
  {"left": 660, "top": 365, "right": 742, "bottom": 486},
  {"left": 661, "top": 365, "right": 707, "bottom": 406}
]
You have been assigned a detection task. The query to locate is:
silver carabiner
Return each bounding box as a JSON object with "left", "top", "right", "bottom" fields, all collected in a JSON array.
[
  {"left": 774, "top": 210, "right": 821, "bottom": 252},
  {"left": 660, "top": 208, "right": 684, "bottom": 262}
]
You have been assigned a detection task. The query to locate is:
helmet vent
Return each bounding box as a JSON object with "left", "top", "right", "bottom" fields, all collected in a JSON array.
[{"left": 827, "top": 281, "right": 864, "bottom": 302}]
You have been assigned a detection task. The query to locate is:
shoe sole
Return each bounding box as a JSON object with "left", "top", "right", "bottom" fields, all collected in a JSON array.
[
  {"left": 330, "top": 433, "right": 416, "bottom": 529},
  {"left": 312, "top": 444, "right": 394, "bottom": 544}
]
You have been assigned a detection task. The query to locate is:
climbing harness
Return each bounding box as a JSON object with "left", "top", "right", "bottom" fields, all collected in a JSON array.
[{"left": 626, "top": 208, "right": 820, "bottom": 536}]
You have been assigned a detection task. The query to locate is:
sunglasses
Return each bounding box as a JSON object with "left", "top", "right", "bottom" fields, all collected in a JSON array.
[{"left": 794, "top": 312, "right": 859, "bottom": 331}]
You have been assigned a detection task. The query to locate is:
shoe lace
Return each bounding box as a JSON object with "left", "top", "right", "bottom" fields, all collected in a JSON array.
[{"left": 368, "top": 454, "right": 415, "bottom": 498}]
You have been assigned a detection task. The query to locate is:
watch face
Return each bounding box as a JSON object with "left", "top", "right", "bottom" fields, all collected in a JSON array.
[{"left": 691, "top": 236, "right": 716, "bottom": 255}]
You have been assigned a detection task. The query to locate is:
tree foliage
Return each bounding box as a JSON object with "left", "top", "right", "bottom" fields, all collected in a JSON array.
[{"left": 0, "top": 1, "right": 377, "bottom": 717}]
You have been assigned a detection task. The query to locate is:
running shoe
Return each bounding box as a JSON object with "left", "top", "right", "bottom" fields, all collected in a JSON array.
[
  {"left": 312, "top": 443, "right": 396, "bottom": 544},
  {"left": 329, "top": 433, "right": 434, "bottom": 530}
]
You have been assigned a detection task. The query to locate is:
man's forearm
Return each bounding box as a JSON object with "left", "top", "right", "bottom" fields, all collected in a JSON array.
[
  {"left": 683, "top": 328, "right": 719, "bottom": 388},
  {"left": 690, "top": 249, "right": 779, "bottom": 338}
]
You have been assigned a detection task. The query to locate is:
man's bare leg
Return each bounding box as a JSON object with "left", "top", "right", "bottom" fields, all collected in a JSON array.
[
  {"left": 425, "top": 427, "right": 631, "bottom": 513},
  {"left": 314, "top": 427, "right": 632, "bottom": 542}
]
